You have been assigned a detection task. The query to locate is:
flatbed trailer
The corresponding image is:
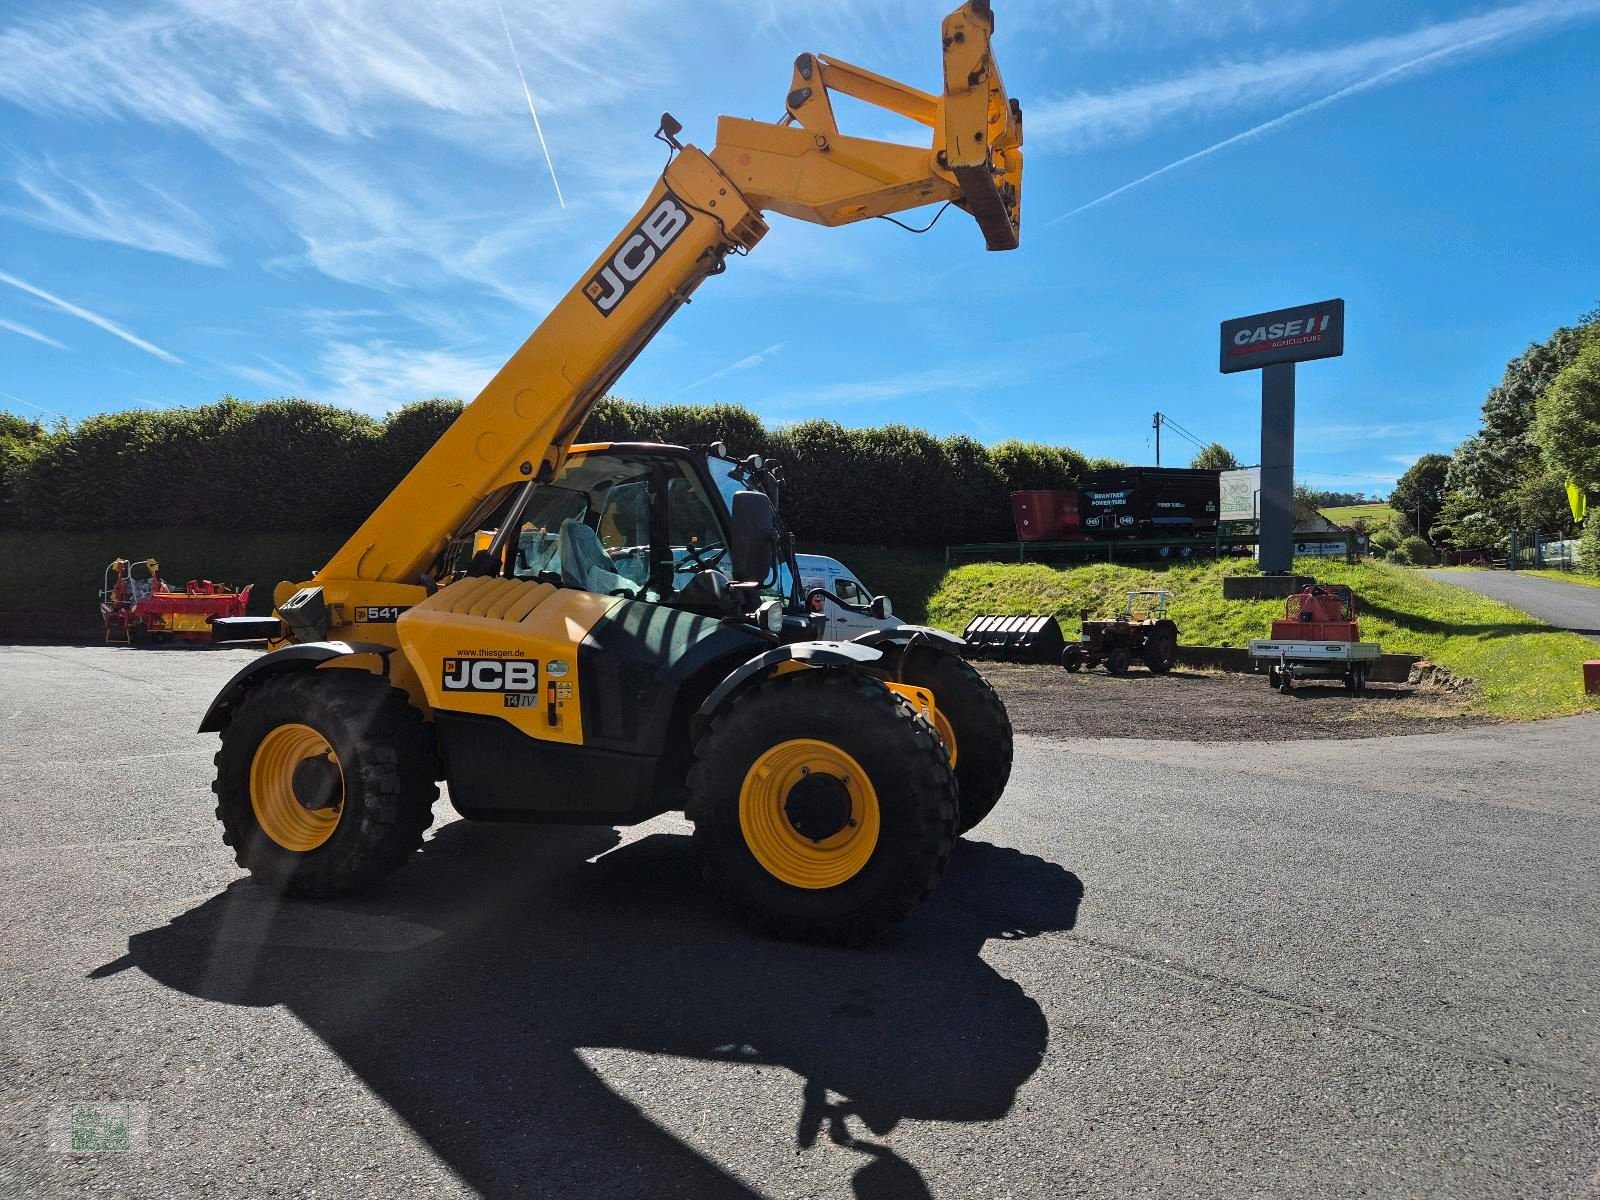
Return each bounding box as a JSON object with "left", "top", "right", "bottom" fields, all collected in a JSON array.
[{"left": 1249, "top": 638, "right": 1381, "bottom": 693}]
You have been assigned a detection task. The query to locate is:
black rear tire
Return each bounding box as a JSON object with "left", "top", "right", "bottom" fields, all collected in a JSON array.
[
  {"left": 213, "top": 670, "right": 439, "bottom": 898},
  {"left": 688, "top": 670, "right": 957, "bottom": 945},
  {"left": 891, "top": 644, "right": 1013, "bottom": 836},
  {"left": 1143, "top": 627, "right": 1177, "bottom": 674}
]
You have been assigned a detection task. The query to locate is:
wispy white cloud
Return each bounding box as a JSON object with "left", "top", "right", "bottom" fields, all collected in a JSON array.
[
  {"left": 763, "top": 365, "right": 1013, "bottom": 412},
  {"left": 0, "top": 270, "right": 181, "bottom": 364},
  {"left": 1047, "top": 1, "right": 1600, "bottom": 224},
  {"left": 0, "top": 0, "right": 670, "bottom": 301},
  {"left": 1300, "top": 420, "right": 1468, "bottom": 448},
  {"left": 250, "top": 149, "right": 565, "bottom": 309},
  {"left": 1029, "top": 0, "right": 1600, "bottom": 152},
  {"left": 1006, "top": 0, "right": 1329, "bottom": 47},
  {"left": 0, "top": 0, "right": 661, "bottom": 145},
  {"left": 229, "top": 354, "right": 308, "bottom": 396},
  {"left": 1300, "top": 470, "right": 1401, "bottom": 490},
  {"left": 314, "top": 340, "right": 501, "bottom": 415},
  {"left": 673, "top": 342, "right": 785, "bottom": 397},
  {"left": 0, "top": 316, "right": 68, "bottom": 350},
  {"left": 7, "top": 156, "right": 224, "bottom": 266}
]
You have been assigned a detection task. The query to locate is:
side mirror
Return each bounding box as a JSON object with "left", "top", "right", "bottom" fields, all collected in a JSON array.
[
  {"left": 869, "top": 595, "right": 893, "bottom": 620},
  {"left": 730, "top": 490, "right": 778, "bottom": 584}
]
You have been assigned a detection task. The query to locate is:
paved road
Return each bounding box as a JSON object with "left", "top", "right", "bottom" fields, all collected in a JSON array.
[
  {"left": 3, "top": 645, "right": 1599, "bottom": 1199},
  {"left": 1425, "top": 569, "right": 1600, "bottom": 641}
]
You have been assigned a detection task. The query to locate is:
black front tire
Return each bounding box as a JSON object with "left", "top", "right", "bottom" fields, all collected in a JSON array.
[
  {"left": 689, "top": 671, "right": 957, "bottom": 945},
  {"left": 213, "top": 670, "right": 439, "bottom": 898},
  {"left": 892, "top": 645, "right": 1013, "bottom": 836},
  {"left": 1143, "top": 626, "right": 1177, "bottom": 674},
  {"left": 1106, "top": 648, "right": 1131, "bottom": 676}
]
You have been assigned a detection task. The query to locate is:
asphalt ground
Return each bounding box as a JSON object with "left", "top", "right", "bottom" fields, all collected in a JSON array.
[
  {"left": 1424, "top": 569, "right": 1600, "bottom": 641},
  {"left": 3, "top": 644, "right": 1599, "bottom": 1199}
]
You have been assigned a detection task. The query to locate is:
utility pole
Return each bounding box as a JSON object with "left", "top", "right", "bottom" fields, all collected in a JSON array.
[{"left": 1153, "top": 412, "right": 1161, "bottom": 466}]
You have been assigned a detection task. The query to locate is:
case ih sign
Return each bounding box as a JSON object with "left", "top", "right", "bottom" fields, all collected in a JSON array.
[{"left": 1220, "top": 299, "right": 1345, "bottom": 374}]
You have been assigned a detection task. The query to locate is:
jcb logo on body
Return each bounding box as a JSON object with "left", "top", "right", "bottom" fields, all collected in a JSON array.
[
  {"left": 584, "top": 195, "right": 691, "bottom": 317},
  {"left": 442, "top": 657, "right": 539, "bottom": 693}
]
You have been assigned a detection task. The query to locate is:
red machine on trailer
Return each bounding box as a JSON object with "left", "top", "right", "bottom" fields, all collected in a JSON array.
[{"left": 100, "top": 558, "right": 253, "bottom": 644}]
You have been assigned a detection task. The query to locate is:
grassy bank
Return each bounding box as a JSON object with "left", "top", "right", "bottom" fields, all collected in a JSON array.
[
  {"left": 926, "top": 557, "right": 1598, "bottom": 720},
  {"left": 1323, "top": 502, "right": 1400, "bottom": 531},
  {"left": 0, "top": 529, "right": 342, "bottom": 615},
  {"left": 1519, "top": 569, "right": 1600, "bottom": 589}
]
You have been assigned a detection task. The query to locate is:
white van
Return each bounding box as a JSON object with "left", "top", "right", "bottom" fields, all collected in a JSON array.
[{"left": 795, "top": 553, "right": 898, "bottom": 638}]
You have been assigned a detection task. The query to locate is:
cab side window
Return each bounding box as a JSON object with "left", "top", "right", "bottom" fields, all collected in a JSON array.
[
  {"left": 597, "top": 480, "right": 649, "bottom": 552},
  {"left": 834, "top": 578, "right": 866, "bottom": 605}
]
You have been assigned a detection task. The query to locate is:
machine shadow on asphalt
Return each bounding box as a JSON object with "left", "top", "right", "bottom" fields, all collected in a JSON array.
[{"left": 94, "top": 827, "right": 1084, "bottom": 1199}]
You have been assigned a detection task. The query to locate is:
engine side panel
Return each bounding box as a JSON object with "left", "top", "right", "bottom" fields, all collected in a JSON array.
[{"left": 397, "top": 577, "right": 620, "bottom": 746}]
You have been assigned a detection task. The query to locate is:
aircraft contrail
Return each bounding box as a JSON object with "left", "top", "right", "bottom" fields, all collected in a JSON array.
[
  {"left": 0, "top": 389, "right": 66, "bottom": 421},
  {"left": 1046, "top": 34, "right": 1507, "bottom": 226},
  {"left": 0, "top": 269, "right": 182, "bottom": 363},
  {"left": 495, "top": 0, "right": 566, "bottom": 209}
]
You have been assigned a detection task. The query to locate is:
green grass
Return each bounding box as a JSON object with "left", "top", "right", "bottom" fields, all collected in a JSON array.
[
  {"left": 9, "top": 529, "right": 1592, "bottom": 721},
  {"left": 0, "top": 528, "right": 342, "bottom": 615},
  {"left": 1519, "top": 569, "right": 1600, "bottom": 589},
  {"left": 1322, "top": 502, "right": 1401, "bottom": 530},
  {"left": 924, "top": 557, "right": 1598, "bottom": 721}
]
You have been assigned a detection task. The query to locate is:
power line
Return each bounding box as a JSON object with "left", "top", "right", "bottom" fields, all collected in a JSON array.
[
  {"left": 1152, "top": 411, "right": 1211, "bottom": 461},
  {"left": 1160, "top": 413, "right": 1211, "bottom": 452}
]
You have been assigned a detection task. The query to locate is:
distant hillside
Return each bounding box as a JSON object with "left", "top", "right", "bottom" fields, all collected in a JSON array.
[{"left": 1323, "top": 502, "right": 1401, "bottom": 533}]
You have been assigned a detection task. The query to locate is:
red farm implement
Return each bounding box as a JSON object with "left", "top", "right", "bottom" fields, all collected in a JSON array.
[{"left": 100, "top": 558, "right": 253, "bottom": 645}]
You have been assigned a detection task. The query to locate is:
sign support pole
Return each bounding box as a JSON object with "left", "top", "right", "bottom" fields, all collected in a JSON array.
[{"left": 1259, "top": 362, "right": 1296, "bottom": 575}]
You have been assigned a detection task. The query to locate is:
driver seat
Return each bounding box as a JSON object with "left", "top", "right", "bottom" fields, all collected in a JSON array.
[{"left": 556, "top": 519, "right": 637, "bottom": 597}]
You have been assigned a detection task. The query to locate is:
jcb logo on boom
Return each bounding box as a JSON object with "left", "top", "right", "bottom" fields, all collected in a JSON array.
[
  {"left": 584, "top": 195, "right": 691, "bottom": 317},
  {"left": 442, "top": 657, "right": 539, "bottom": 693}
]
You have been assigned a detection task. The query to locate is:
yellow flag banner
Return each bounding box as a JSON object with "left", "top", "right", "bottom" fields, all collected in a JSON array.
[{"left": 1569, "top": 480, "right": 1589, "bottom": 523}]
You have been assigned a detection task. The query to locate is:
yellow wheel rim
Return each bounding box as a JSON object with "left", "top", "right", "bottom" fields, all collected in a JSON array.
[
  {"left": 738, "top": 739, "right": 879, "bottom": 890},
  {"left": 250, "top": 723, "right": 344, "bottom": 852}
]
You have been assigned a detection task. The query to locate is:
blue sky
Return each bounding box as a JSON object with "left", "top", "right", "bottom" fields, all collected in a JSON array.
[{"left": 1, "top": 0, "right": 1597, "bottom": 495}]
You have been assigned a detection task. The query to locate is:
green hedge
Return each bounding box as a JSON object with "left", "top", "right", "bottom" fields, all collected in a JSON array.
[{"left": 0, "top": 395, "right": 1110, "bottom": 547}]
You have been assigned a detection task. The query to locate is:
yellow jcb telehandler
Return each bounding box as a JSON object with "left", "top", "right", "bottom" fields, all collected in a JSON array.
[{"left": 202, "top": 1, "right": 1023, "bottom": 943}]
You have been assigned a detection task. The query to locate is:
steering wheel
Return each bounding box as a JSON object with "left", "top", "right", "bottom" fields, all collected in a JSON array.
[{"left": 676, "top": 544, "right": 727, "bottom": 574}]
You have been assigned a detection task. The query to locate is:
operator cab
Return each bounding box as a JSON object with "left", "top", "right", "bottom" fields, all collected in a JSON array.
[{"left": 447, "top": 443, "right": 801, "bottom": 633}]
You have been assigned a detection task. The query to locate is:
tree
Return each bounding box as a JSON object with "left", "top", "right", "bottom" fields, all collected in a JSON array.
[
  {"left": 1580, "top": 514, "right": 1600, "bottom": 578},
  {"left": 1399, "top": 535, "right": 1438, "bottom": 566},
  {"left": 1190, "top": 442, "right": 1241, "bottom": 470},
  {"left": 1438, "top": 314, "right": 1597, "bottom": 547},
  {"left": 1533, "top": 335, "right": 1600, "bottom": 494},
  {"left": 1389, "top": 454, "right": 1451, "bottom": 542}
]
